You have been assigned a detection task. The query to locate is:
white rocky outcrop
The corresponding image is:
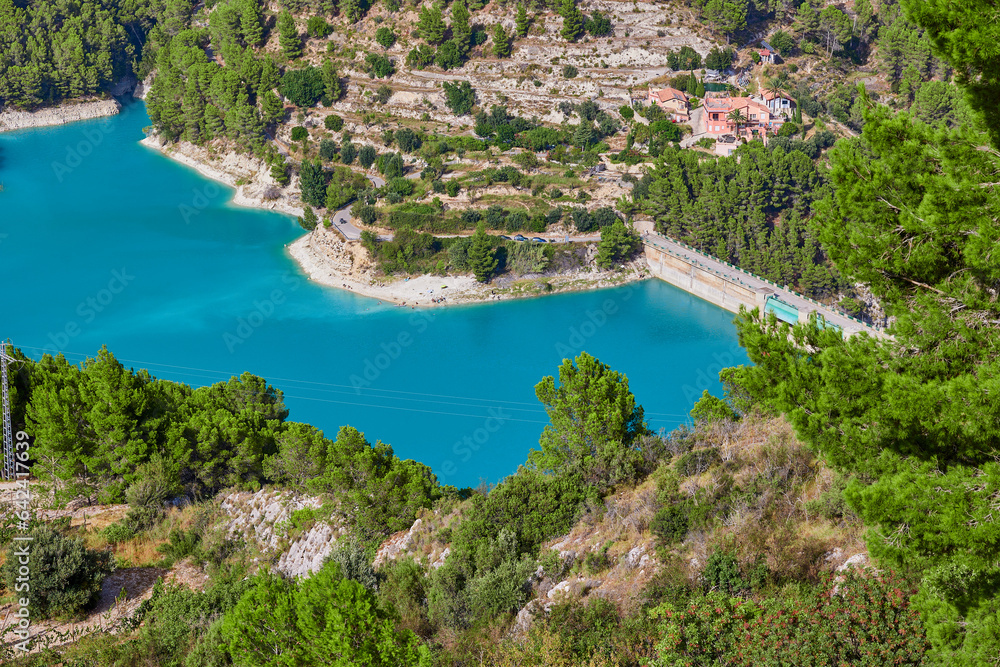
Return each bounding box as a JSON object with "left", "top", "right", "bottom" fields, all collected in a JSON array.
[
  {"left": 220, "top": 489, "right": 350, "bottom": 579},
  {"left": 836, "top": 553, "right": 869, "bottom": 573},
  {"left": 0, "top": 98, "right": 121, "bottom": 132},
  {"left": 277, "top": 521, "right": 347, "bottom": 579},
  {"left": 373, "top": 519, "right": 422, "bottom": 568},
  {"left": 220, "top": 488, "right": 322, "bottom": 551}
]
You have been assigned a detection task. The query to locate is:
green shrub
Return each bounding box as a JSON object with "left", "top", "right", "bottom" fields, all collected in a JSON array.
[
  {"left": 377, "top": 558, "right": 430, "bottom": 635},
  {"left": 327, "top": 538, "right": 378, "bottom": 592},
  {"left": 324, "top": 114, "right": 344, "bottom": 131},
  {"left": 690, "top": 390, "right": 738, "bottom": 423},
  {"left": 583, "top": 542, "right": 612, "bottom": 574},
  {"left": 307, "top": 16, "right": 332, "bottom": 37},
  {"left": 365, "top": 52, "right": 395, "bottom": 78},
  {"left": 442, "top": 81, "right": 476, "bottom": 116},
  {"left": 562, "top": 64, "right": 578, "bottom": 78},
  {"left": 281, "top": 67, "right": 325, "bottom": 107},
  {"left": 375, "top": 26, "right": 396, "bottom": 49},
  {"left": 319, "top": 139, "right": 338, "bottom": 161},
  {"left": 386, "top": 177, "right": 414, "bottom": 196},
  {"left": 375, "top": 84, "right": 392, "bottom": 104},
  {"left": 136, "top": 571, "right": 252, "bottom": 664},
  {"left": 103, "top": 521, "right": 137, "bottom": 544},
  {"left": 291, "top": 126, "right": 308, "bottom": 141},
  {"left": 466, "top": 557, "right": 534, "bottom": 620},
  {"left": 651, "top": 503, "right": 690, "bottom": 545},
  {"left": 3, "top": 527, "right": 113, "bottom": 619},
  {"left": 158, "top": 527, "right": 202, "bottom": 561},
  {"left": 675, "top": 448, "right": 721, "bottom": 477},
  {"left": 702, "top": 550, "right": 743, "bottom": 595}
]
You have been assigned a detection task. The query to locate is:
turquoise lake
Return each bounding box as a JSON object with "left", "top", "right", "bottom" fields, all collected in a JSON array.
[{"left": 0, "top": 98, "right": 748, "bottom": 487}]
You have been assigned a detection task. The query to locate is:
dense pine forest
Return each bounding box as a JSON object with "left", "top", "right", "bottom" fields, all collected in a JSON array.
[{"left": 0, "top": 0, "right": 157, "bottom": 108}]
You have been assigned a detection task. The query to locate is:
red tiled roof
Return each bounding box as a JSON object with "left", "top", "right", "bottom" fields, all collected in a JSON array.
[
  {"left": 703, "top": 96, "right": 769, "bottom": 115},
  {"left": 649, "top": 87, "right": 687, "bottom": 103}
]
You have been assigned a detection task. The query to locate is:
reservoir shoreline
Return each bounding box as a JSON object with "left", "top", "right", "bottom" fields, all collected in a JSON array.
[
  {"left": 0, "top": 98, "right": 123, "bottom": 133},
  {"left": 140, "top": 132, "right": 651, "bottom": 308}
]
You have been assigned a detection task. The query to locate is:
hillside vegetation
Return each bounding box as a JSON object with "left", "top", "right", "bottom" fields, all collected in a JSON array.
[
  {"left": 2, "top": 0, "right": 1000, "bottom": 663},
  {"left": 4, "top": 349, "right": 904, "bottom": 665}
]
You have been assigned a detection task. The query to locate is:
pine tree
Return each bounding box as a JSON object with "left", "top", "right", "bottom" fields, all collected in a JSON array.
[
  {"left": 515, "top": 3, "right": 530, "bottom": 37},
  {"left": 450, "top": 0, "right": 471, "bottom": 54},
  {"left": 240, "top": 0, "right": 264, "bottom": 48},
  {"left": 299, "top": 160, "right": 328, "bottom": 207},
  {"left": 321, "top": 59, "right": 343, "bottom": 104},
  {"left": 467, "top": 224, "right": 497, "bottom": 282},
  {"left": 260, "top": 89, "right": 284, "bottom": 126},
  {"left": 492, "top": 24, "right": 511, "bottom": 57},
  {"left": 339, "top": 0, "right": 361, "bottom": 23},
  {"left": 298, "top": 206, "right": 318, "bottom": 230},
  {"left": 418, "top": 2, "right": 447, "bottom": 44},
  {"left": 271, "top": 158, "right": 290, "bottom": 185},
  {"left": 204, "top": 104, "right": 226, "bottom": 138},
  {"left": 278, "top": 11, "right": 302, "bottom": 59},
  {"left": 560, "top": 0, "right": 585, "bottom": 41}
]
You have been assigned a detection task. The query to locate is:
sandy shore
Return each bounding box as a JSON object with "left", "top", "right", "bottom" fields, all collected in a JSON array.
[
  {"left": 289, "top": 229, "right": 485, "bottom": 306},
  {"left": 0, "top": 98, "right": 121, "bottom": 132}
]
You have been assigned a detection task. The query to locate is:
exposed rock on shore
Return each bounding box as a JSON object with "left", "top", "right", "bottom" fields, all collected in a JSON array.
[
  {"left": 140, "top": 134, "right": 304, "bottom": 218},
  {"left": 0, "top": 98, "right": 121, "bottom": 132}
]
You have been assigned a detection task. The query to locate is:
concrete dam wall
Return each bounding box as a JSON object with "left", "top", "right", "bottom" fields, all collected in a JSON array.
[{"left": 643, "top": 243, "right": 771, "bottom": 314}]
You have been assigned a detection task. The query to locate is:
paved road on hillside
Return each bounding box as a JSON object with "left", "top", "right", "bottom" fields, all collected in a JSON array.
[
  {"left": 330, "top": 175, "right": 386, "bottom": 240},
  {"left": 642, "top": 230, "right": 886, "bottom": 338}
]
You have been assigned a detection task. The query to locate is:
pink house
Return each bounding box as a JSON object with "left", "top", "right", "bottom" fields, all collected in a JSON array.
[{"left": 702, "top": 96, "right": 775, "bottom": 137}]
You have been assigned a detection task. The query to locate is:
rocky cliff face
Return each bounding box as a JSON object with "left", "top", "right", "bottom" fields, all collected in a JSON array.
[
  {"left": 220, "top": 488, "right": 347, "bottom": 578},
  {"left": 0, "top": 98, "right": 121, "bottom": 132}
]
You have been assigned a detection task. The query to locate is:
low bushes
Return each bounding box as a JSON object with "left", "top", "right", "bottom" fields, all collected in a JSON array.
[{"left": 3, "top": 527, "right": 113, "bottom": 619}]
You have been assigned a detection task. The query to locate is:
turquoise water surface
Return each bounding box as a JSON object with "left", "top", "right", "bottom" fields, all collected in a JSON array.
[{"left": 0, "top": 99, "right": 747, "bottom": 487}]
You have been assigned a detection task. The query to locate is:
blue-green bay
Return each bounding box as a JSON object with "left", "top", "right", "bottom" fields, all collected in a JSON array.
[{"left": 1, "top": 99, "right": 747, "bottom": 487}]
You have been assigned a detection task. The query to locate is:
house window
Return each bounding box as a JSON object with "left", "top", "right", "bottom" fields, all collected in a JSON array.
[{"left": 750, "top": 114, "right": 756, "bottom": 119}]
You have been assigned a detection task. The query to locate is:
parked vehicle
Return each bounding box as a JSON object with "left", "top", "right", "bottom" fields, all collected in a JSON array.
[
  {"left": 513, "top": 234, "right": 528, "bottom": 241},
  {"left": 530, "top": 237, "right": 547, "bottom": 243}
]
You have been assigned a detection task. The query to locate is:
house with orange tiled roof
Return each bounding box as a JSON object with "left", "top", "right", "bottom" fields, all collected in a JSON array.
[
  {"left": 646, "top": 86, "right": 689, "bottom": 122},
  {"left": 755, "top": 47, "right": 776, "bottom": 64},
  {"left": 702, "top": 95, "right": 776, "bottom": 137},
  {"left": 760, "top": 89, "right": 795, "bottom": 118}
]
